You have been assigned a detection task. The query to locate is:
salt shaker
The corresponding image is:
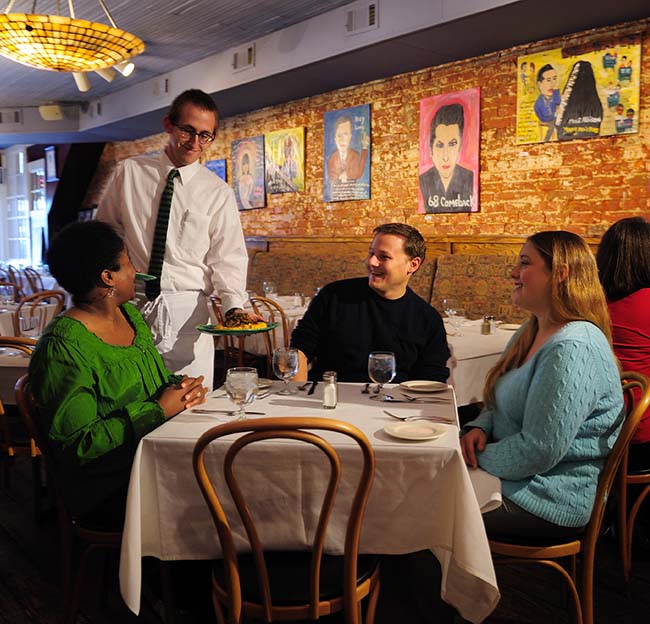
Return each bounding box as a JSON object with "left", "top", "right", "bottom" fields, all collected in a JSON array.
[
  {"left": 322, "top": 371, "right": 338, "bottom": 409},
  {"left": 487, "top": 315, "right": 497, "bottom": 334},
  {"left": 481, "top": 316, "right": 491, "bottom": 335}
]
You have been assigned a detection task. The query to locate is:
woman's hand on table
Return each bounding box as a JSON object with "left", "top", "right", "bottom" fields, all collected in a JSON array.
[
  {"left": 158, "top": 375, "right": 207, "bottom": 418},
  {"left": 460, "top": 427, "right": 487, "bottom": 469}
]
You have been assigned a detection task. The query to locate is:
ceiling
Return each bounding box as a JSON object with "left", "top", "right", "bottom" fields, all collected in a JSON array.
[{"left": 1, "top": 0, "right": 649, "bottom": 146}]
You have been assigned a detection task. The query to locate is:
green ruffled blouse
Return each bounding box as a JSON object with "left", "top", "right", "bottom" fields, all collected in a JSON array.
[{"left": 29, "top": 302, "right": 178, "bottom": 515}]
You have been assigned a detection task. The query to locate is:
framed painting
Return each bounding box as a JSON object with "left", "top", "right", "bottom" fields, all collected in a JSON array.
[
  {"left": 231, "top": 136, "right": 265, "bottom": 210},
  {"left": 264, "top": 127, "right": 305, "bottom": 194}
]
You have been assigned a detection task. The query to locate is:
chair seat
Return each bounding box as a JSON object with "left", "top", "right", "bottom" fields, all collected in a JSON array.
[
  {"left": 489, "top": 527, "right": 584, "bottom": 548},
  {"left": 628, "top": 467, "right": 650, "bottom": 476},
  {"left": 213, "top": 552, "right": 379, "bottom": 605}
]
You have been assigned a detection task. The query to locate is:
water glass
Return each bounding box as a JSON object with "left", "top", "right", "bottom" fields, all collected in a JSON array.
[
  {"left": 272, "top": 347, "right": 299, "bottom": 395},
  {"left": 368, "top": 351, "right": 396, "bottom": 397},
  {"left": 224, "top": 367, "right": 259, "bottom": 419},
  {"left": 19, "top": 312, "right": 42, "bottom": 339},
  {"left": 0, "top": 285, "right": 13, "bottom": 306}
]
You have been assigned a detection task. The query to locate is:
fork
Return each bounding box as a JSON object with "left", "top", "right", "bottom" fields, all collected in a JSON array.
[
  {"left": 297, "top": 381, "right": 311, "bottom": 391},
  {"left": 383, "top": 410, "right": 457, "bottom": 426}
]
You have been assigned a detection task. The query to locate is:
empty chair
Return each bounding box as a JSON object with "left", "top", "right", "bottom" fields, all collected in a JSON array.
[
  {"left": 249, "top": 295, "right": 290, "bottom": 377},
  {"left": 489, "top": 371, "right": 650, "bottom": 624},
  {"left": 193, "top": 417, "right": 380, "bottom": 624},
  {"left": 13, "top": 290, "right": 66, "bottom": 337},
  {"left": 23, "top": 266, "right": 45, "bottom": 294},
  {"left": 6, "top": 265, "right": 26, "bottom": 301}
]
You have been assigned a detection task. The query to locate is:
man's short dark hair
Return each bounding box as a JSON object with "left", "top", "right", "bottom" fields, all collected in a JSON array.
[
  {"left": 429, "top": 104, "right": 465, "bottom": 149},
  {"left": 167, "top": 89, "right": 219, "bottom": 129},
  {"left": 47, "top": 221, "right": 124, "bottom": 305},
  {"left": 372, "top": 223, "right": 426, "bottom": 262},
  {"left": 536, "top": 63, "right": 554, "bottom": 84}
]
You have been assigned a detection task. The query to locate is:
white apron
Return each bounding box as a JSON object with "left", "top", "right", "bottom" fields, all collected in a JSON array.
[{"left": 135, "top": 291, "right": 214, "bottom": 390}]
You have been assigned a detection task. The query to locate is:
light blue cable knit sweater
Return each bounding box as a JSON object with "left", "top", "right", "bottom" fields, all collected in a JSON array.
[{"left": 466, "top": 321, "right": 624, "bottom": 527}]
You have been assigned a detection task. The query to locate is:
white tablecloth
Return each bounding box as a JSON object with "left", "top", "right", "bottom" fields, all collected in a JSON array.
[
  {"left": 119, "top": 382, "right": 501, "bottom": 623},
  {"left": 446, "top": 320, "right": 514, "bottom": 405}
]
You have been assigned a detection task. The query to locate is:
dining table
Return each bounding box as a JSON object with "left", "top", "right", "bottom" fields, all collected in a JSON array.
[
  {"left": 0, "top": 349, "right": 30, "bottom": 405},
  {"left": 0, "top": 301, "right": 60, "bottom": 337},
  {"left": 119, "top": 381, "right": 502, "bottom": 623}
]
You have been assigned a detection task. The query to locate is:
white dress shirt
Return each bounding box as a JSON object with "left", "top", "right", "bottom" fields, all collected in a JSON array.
[{"left": 97, "top": 151, "right": 248, "bottom": 313}]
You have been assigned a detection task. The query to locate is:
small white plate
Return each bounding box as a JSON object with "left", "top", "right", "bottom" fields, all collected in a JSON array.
[
  {"left": 499, "top": 323, "right": 521, "bottom": 331},
  {"left": 383, "top": 421, "right": 446, "bottom": 441},
  {"left": 399, "top": 380, "right": 448, "bottom": 393},
  {"left": 259, "top": 378, "right": 274, "bottom": 389}
]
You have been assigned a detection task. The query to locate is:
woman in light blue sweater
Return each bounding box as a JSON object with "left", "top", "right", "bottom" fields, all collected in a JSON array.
[{"left": 461, "top": 231, "right": 623, "bottom": 537}]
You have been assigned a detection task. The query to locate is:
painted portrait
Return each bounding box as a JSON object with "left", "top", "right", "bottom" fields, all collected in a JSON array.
[
  {"left": 516, "top": 44, "right": 641, "bottom": 144},
  {"left": 323, "top": 104, "right": 371, "bottom": 202},
  {"left": 204, "top": 158, "right": 227, "bottom": 181},
  {"left": 231, "top": 136, "right": 265, "bottom": 210},
  {"left": 418, "top": 88, "right": 480, "bottom": 214},
  {"left": 264, "top": 127, "right": 305, "bottom": 194}
]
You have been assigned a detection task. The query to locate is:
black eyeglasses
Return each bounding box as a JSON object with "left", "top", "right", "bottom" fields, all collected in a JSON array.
[{"left": 172, "top": 123, "right": 215, "bottom": 145}]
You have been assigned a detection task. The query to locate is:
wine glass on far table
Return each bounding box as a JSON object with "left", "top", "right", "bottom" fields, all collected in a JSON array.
[
  {"left": 262, "top": 281, "right": 278, "bottom": 298},
  {"left": 224, "top": 367, "right": 259, "bottom": 419},
  {"left": 368, "top": 351, "right": 396, "bottom": 398},
  {"left": 272, "top": 347, "right": 299, "bottom": 395},
  {"left": 442, "top": 298, "right": 464, "bottom": 337},
  {"left": 0, "top": 285, "right": 13, "bottom": 307}
]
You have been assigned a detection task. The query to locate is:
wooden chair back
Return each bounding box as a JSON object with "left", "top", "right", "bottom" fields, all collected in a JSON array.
[
  {"left": 193, "top": 417, "right": 378, "bottom": 624},
  {"left": 489, "top": 371, "right": 650, "bottom": 624},
  {"left": 6, "top": 265, "right": 25, "bottom": 300},
  {"left": 13, "top": 290, "right": 66, "bottom": 337},
  {"left": 23, "top": 267, "right": 45, "bottom": 294}
]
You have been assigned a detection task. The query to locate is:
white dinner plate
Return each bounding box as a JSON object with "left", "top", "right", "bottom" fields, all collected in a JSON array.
[
  {"left": 383, "top": 421, "right": 446, "bottom": 441},
  {"left": 499, "top": 323, "right": 521, "bottom": 331},
  {"left": 399, "top": 380, "right": 448, "bottom": 393},
  {"left": 259, "top": 378, "right": 274, "bottom": 389}
]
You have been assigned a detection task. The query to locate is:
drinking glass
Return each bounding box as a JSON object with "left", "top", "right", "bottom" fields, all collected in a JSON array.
[
  {"left": 0, "top": 285, "right": 13, "bottom": 306},
  {"left": 19, "top": 312, "right": 42, "bottom": 339},
  {"left": 262, "top": 281, "right": 278, "bottom": 297},
  {"left": 442, "top": 298, "right": 464, "bottom": 336},
  {"left": 272, "top": 347, "right": 299, "bottom": 395},
  {"left": 224, "top": 367, "right": 259, "bottom": 419},
  {"left": 368, "top": 351, "right": 396, "bottom": 397}
]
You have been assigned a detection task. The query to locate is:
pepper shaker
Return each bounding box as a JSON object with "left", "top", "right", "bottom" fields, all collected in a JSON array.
[
  {"left": 322, "top": 371, "right": 338, "bottom": 409},
  {"left": 481, "top": 316, "right": 491, "bottom": 335}
]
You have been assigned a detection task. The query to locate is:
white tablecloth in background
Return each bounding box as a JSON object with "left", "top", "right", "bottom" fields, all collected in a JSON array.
[
  {"left": 446, "top": 320, "right": 514, "bottom": 405},
  {"left": 120, "top": 382, "right": 501, "bottom": 623}
]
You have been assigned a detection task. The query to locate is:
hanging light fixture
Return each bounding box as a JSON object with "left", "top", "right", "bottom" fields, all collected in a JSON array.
[{"left": 0, "top": 0, "right": 145, "bottom": 74}]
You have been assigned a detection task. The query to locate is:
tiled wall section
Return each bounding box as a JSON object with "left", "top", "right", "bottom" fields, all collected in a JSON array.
[{"left": 86, "top": 18, "right": 650, "bottom": 240}]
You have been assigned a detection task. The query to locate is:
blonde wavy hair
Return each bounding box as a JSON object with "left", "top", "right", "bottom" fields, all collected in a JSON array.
[{"left": 483, "top": 231, "right": 612, "bottom": 407}]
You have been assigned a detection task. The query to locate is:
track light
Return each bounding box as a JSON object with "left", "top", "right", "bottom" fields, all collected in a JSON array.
[
  {"left": 72, "top": 72, "right": 91, "bottom": 92},
  {"left": 114, "top": 60, "right": 135, "bottom": 77},
  {"left": 95, "top": 67, "right": 117, "bottom": 82}
]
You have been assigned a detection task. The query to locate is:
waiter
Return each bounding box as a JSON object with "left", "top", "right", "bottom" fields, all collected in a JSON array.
[{"left": 97, "top": 89, "right": 254, "bottom": 388}]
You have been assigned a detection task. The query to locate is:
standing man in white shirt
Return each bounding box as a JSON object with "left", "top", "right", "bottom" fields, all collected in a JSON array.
[{"left": 97, "top": 89, "right": 252, "bottom": 388}]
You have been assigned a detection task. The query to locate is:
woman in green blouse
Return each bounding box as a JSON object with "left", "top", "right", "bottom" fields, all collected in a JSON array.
[{"left": 29, "top": 221, "right": 207, "bottom": 525}]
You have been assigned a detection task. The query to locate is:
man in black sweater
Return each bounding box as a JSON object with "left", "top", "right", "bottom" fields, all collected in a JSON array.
[{"left": 291, "top": 223, "right": 450, "bottom": 382}]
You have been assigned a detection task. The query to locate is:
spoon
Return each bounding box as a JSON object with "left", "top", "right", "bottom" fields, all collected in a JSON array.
[{"left": 298, "top": 381, "right": 311, "bottom": 391}]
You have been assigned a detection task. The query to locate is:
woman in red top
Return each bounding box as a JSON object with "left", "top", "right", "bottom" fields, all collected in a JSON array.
[{"left": 597, "top": 217, "right": 650, "bottom": 471}]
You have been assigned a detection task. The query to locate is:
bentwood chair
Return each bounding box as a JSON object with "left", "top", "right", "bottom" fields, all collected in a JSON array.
[
  {"left": 249, "top": 295, "right": 290, "bottom": 378},
  {"left": 0, "top": 338, "right": 41, "bottom": 513},
  {"left": 193, "top": 417, "right": 380, "bottom": 624},
  {"left": 489, "top": 371, "right": 650, "bottom": 624},
  {"left": 617, "top": 374, "right": 650, "bottom": 583},
  {"left": 23, "top": 266, "right": 45, "bottom": 294},
  {"left": 13, "top": 290, "right": 66, "bottom": 337}
]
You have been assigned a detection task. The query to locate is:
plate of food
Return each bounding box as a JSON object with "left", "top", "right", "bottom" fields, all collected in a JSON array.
[
  {"left": 383, "top": 421, "right": 446, "bottom": 441},
  {"left": 499, "top": 323, "right": 522, "bottom": 331},
  {"left": 399, "top": 380, "right": 449, "bottom": 393},
  {"left": 196, "top": 311, "right": 278, "bottom": 335}
]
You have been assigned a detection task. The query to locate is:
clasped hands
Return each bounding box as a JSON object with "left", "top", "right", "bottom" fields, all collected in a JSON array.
[{"left": 158, "top": 375, "right": 208, "bottom": 419}]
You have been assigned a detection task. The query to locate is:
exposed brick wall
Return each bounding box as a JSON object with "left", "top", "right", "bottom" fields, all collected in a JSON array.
[{"left": 86, "top": 18, "right": 650, "bottom": 240}]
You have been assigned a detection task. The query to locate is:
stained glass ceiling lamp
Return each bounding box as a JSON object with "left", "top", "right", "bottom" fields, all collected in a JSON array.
[{"left": 0, "top": 0, "right": 145, "bottom": 91}]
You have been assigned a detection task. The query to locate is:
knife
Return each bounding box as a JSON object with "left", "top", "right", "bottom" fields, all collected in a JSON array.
[{"left": 307, "top": 380, "right": 318, "bottom": 395}]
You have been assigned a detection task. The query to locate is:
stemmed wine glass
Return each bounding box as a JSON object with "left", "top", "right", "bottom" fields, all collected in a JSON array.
[
  {"left": 368, "top": 351, "right": 396, "bottom": 398},
  {"left": 262, "top": 281, "right": 278, "bottom": 298},
  {"left": 224, "top": 367, "right": 259, "bottom": 419},
  {"left": 0, "top": 285, "right": 13, "bottom": 307},
  {"left": 272, "top": 347, "right": 299, "bottom": 395},
  {"left": 442, "top": 298, "right": 465, "bottom": 337}
]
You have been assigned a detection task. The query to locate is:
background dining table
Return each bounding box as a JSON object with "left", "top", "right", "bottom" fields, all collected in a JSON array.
[{"left": 119, "top": 382, "right": 502, "bottom": 623}]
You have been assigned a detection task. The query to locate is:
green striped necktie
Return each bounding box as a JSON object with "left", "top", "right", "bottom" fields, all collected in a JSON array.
[{"left": 145, "top": 168, "right": 179, "bottom": 300}]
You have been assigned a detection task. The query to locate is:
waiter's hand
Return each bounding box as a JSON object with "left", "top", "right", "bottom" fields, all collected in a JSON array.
[
  {"left": 225, "top": 307, "right": 265, "bottom": 323},
  {"left": 158, "top": 375, "right": 207, "bottom": 418}
]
